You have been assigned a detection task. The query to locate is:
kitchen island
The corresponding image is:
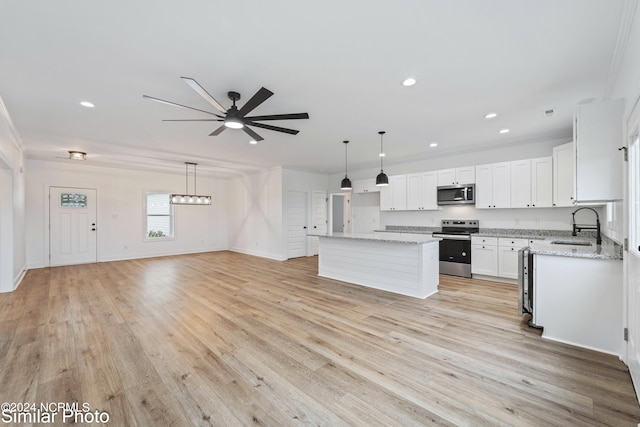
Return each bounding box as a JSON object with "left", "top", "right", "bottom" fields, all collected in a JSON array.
[{"left": 310, "top": 233, "right": 441, "bottom": 298}]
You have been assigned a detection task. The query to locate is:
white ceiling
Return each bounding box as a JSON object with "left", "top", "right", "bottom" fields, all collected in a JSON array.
[{"left": 0, "top": 1, "right": 628, "bottom": 177}]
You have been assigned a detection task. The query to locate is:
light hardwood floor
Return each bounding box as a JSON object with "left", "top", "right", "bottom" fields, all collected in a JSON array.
[{"left": 1, "top": 251, "right": 638, "bottom": 426}]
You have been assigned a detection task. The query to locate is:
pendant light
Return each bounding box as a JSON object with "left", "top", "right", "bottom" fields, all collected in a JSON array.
[
  {"left": 340, "top": 140, "right": 352, "bottom": 190},
  {"left": 375, "top": 131, "right": 389, "bottom": 186},
  {"left": 170, "top": 162, "right": 212, "bottom": 205}
]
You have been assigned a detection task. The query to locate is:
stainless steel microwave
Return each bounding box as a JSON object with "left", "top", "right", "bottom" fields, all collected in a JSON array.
[{"left": 437, "top": 184, "right": 475, "bottom": 205}]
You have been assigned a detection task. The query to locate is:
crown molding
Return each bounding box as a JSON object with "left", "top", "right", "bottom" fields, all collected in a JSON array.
[{"left": 604, "top": 0, "right": 639, "bottom": 99}]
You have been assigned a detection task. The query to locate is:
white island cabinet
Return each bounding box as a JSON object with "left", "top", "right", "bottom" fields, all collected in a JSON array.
[
  {"left": 534, "top": 253, "right": 623, "bottom": 355},
  {"left": 313, "top": 233, "right": 440, "bottom": 298}
]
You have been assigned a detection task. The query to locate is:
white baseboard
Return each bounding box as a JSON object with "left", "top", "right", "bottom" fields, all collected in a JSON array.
[{"left": 228, "top": 246, "right": 286, "bottom": 261}]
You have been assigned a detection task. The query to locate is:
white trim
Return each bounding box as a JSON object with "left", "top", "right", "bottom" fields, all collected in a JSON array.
[
  {"left": 604, "top": 0, "right": 639, "bottom": 99},
  {"left": 0, "top": 95, "right": 24, "bottom": 154}
]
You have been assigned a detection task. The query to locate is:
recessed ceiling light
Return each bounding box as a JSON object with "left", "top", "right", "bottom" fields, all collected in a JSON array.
[
  {"left": 499, "top": 129, "right": 510, "bottom": 134},
  {"left": 79, "top": 101, "right": 94, "bottom": 108},
  {"left": 429, "top": 142, "right": 438, "bottom": 147},
  {"left": 379, "top": 152, "right": 386, "bottom": 157},
  {"left": 402, "top": 78, "right": 416, "bottom": 87},
  {"left": 249, "top": 140, "right": 258, "bottom": 145},
  {"left": 484, "top": 112, "right": 497, "bottom": 119}
]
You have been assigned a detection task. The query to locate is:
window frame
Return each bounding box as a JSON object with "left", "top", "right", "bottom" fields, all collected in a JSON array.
[{"left": 144, "top": 191, "right": 175, "bottom": 241}]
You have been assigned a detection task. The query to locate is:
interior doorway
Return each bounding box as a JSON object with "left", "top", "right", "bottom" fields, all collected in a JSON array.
[
  {"left": 0, "top": 166, "right": 13, "bottom": 292},
  {"left": 329, "top": 192, "right": 351, "bottom": 234}
]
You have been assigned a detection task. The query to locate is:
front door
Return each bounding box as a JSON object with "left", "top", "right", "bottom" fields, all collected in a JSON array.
[{"left": 49, "top": 187, "right": 97, "bottom": 266}]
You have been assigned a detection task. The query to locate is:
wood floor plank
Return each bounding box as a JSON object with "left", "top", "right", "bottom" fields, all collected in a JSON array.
[{"left": 0, "top": 251, "right": 638, "bottom": 426}]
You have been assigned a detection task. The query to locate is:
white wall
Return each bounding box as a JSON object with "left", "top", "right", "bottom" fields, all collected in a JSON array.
[
  {"left": 227, "top": 167, "right": 329, "bottom": 260},
  {"left": 227, "top": 167, "right": 284, "bottom": 260},
  {"left": 338, "top": 136, "right": 591, "bottom": 234},
  {"left": 25, "top": 159, "right": 227, "bottom": 268},
  {"left": 0, "top": 96, "right": 26, "bottom": 292},
  {"left": 608, "top": 0, "right": 640, "bottom": 244},
  {"left": 330, "top": 136, "right": 570, "bottom": 186}
]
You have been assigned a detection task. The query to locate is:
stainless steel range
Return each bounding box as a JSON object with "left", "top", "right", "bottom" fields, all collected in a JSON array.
[{"left": 432, "top": 219, "right": 479, "bottom": 278}]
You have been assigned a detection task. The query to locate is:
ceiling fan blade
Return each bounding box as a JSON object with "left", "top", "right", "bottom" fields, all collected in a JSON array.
[
  {"left": 181, "top": 77, "right": 227, "bottom": 113},
  {"left": 245, "top": 121, "right": 299, "bottom": 135},
  {"left": 209, "top": 124, "right": 227, "bottom": 136},
  {"left": 237, "top": 87, "right": 274, "bottom": 117},
  {"left": 162, "top": 119, "right": 223, "bottom": 122},
  {"left": 243, "top": 113, "right": 309, "bottom": 121},
  {"left": 242, "top": 125, "right": 264, "bottom": 141},
  {"left": 143, "top": 95, "right": 223, "bottom": 117}
]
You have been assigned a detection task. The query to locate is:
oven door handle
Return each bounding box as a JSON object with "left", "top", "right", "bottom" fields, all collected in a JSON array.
[{"left": 433, "top": 234, "right": 471, "bottom": 240}]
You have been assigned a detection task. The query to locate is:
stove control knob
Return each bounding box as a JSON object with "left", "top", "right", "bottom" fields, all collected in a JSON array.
[{"left": 462, "top": 252, "right": 467, "bottom": 256}]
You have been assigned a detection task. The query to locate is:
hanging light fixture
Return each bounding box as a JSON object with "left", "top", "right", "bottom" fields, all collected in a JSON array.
[
  {"left": 340, "top": 140, "right": 352, "bottom": 190},
  {"left": 170, "top": 162, "right": 212, "bottom": 205},
  {"left": 375, "top": 131, "right": 389, "bottom": 186},
  {"left": 68, "top": 151, "right": 87, "bottom": 160}
]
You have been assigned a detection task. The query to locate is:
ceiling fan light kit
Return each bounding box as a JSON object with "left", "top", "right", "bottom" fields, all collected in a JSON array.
[
  {"left": 340, "top": 140, "right": 352, "bottom": 190},
  {"left": 375, "top": 131, "right": 389, "bottom": 186},
  {"left": 144, "top": 77, "right": 309, "bottom": 141},
  {"left": 170, "top": 162, "right": 212, "bottom": 206}
]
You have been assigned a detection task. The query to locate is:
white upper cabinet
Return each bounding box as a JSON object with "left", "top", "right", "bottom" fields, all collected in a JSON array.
[
  {"left": 553, "top": 142, "right": 574, "bottom": 207},
  {"left": 476, "top": 162, "right": 511, "bottom": 209},
  {"left": 531, "top": 157, "right": 553, "bottom": 208},
  {"left": 510, "top": 157, "right": 553, "bottom": 208},
  {"left": 437, "top": 167, "right": 475, "bottom": 186},
  {"left": 352, "top": 178, "right": 380, "bottom": 194},
  {"left": 406, "top": 171, "right": 438, "bottom": 210},
  {"left": 379, "top": 175, "right": 407, "bottom": 211},
  {"left": 574, "top": 99, "right": 624, "bottom": 202},
  {"left": 510, "top": 159, "right": 532, "bottom": 208}
]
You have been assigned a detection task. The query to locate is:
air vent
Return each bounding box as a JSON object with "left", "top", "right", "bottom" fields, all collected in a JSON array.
[{"left": 543, "top": 108, "right": 555, "bottom": 117}]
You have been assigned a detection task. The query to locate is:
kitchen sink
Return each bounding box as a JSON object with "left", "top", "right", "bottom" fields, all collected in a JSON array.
[{"left": 550, "top": 240, "right": 593, "bottom": 246}]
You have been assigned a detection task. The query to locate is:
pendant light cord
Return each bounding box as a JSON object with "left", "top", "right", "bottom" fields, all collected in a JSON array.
[
  {"left": 379, "top": 131, "right": 385, "bottom": 172},
  {"left": 344, "top": 140, "right": 349, "bottom": 177}
]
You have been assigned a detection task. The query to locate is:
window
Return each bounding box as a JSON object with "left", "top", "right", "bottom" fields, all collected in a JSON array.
[{"left": 145, "top": 192, "right": 173, "bottom": 239}]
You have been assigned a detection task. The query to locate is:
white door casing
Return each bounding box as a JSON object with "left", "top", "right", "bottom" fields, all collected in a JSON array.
[
  {"left": 309, "top": 191, "right": 327, "bottom": 256},
  {"left": 626, "top": 107, "right": 640, "bottom": 397},
  {"left": 287, "top": 190, "right": 308, "bottom": 259},
  {"left": 49, "top": 187, "right": 97, "bottom": 266}
]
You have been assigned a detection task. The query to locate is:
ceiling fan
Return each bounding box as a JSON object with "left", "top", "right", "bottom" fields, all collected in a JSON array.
[{"left": 143, "top": 77, "right": 309, "bottom": 141}]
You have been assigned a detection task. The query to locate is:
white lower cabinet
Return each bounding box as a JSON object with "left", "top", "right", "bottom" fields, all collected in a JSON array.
[
  {"left": 497, "top": 238, "right": 528, "bottom": 279},
  {"left": 471, "top": 237, "right": 498, "bottom": 276},
  {"left": 472, "top": 236, "right": 536, "bottom": 280}
]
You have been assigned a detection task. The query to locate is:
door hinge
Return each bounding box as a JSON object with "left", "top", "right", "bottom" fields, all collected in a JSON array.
[
  {"left": 619, "top": 146, "right": 628, "bottom": 161},
  {"left": 624, "top": 327, "right": 629, "bottom": 341},
  {"left": 624, "top": 238, "right": 629, "bottom": 251}
]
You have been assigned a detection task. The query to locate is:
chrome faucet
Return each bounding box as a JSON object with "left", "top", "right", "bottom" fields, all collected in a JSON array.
[{"left": 571, "top": 207, "right": 602, "bottom": 245}]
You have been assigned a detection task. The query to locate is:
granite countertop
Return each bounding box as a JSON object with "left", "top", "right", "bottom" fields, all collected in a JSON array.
[
  {"left": 475, "top": 228, "right": 622, "bottom": 260},
  {"left": 378, "top": 226, "right": 623, "bottom": 260},
  {"left": 526, "top": 239, "right": 622, "bottom": 260},
  {"left": 308, "top": 232, "right": 441, "bottom": 245}
]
